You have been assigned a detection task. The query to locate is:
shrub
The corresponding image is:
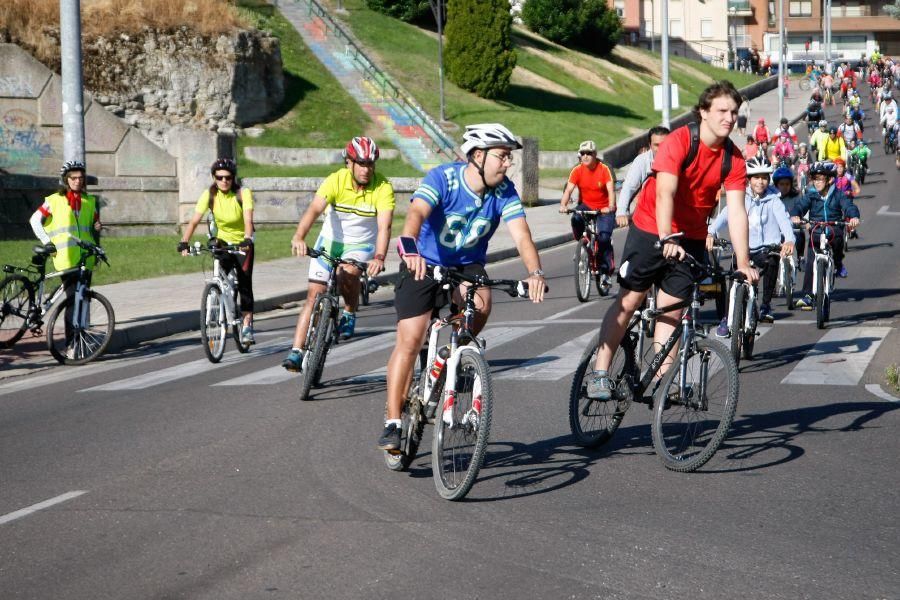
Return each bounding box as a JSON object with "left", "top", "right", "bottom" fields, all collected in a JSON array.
[
  {"left": 445, "top": 0, "right": 516, "bottom": 99},
  {"left": 522, "top": 0, "right": 622, "bottom": 56},
  {"left": 365, "top": 0, "right": 432, "bottom": 24}
]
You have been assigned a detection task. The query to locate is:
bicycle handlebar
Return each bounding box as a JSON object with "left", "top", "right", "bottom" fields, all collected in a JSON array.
[
  {"left": 655, "top": 233, "right": 746, "bottom": 281},
  {"left": 431, "top": 266, "right": 549, "bottom": 298},
  {"left": 188, "top": 241, "right": 246, "bottom": 257},
  {"left": 72, "top": 237, "right": 110, "bottom": 266},
  {"left": 307, "top": 247, "right": 368, "bottom": 272}
]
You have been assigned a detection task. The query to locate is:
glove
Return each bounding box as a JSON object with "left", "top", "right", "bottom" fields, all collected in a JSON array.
[
  {"left": 177, "top": 241, "right": 189, "bottom": 253},
  {"left": 44, "top": 242, "right": 57, "bottom": 254},
  {"left": 240, "top": 238, "right": 254, "bottom": 249}
]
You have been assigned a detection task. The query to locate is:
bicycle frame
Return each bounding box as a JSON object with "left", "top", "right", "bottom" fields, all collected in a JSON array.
[
  {"left": 811, "top": 233, "right": 835, "bottom": 299},
  {"left": 727, "top": 278, "right": 756, "bottom": 335},
  {"left": 209, "top": 257, "right": 242, "bottom": 327}
]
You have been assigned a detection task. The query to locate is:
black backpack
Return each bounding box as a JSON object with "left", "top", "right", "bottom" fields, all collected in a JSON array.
[{"left": 679, "top": 120, "right": 736, "bottom": 182}]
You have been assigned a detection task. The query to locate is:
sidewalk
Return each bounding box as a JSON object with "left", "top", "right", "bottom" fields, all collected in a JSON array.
[{"left": 84, "top": 83, "right": 813, "bottom": 354}]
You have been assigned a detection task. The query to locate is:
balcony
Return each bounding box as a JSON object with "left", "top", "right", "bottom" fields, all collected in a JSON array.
[{"left": 728, "top": 0, "right": 753, "bottom": 16}]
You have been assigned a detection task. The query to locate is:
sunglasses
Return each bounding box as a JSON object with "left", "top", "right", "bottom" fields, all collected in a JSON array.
[
  {"left": 579, "top": 151, "right": 595, "bottom": 156},
  {"left": 214, "top": 175, "right": 234, "bottom": 181},
  {"left": 353, "top": 160, "right": 376, "bottom": 168}
]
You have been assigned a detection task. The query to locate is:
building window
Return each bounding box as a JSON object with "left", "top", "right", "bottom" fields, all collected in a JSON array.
[
  {"left": 701, "top": 20, "right": 713, "bottom": 39},
  {"left": 833, "top": 34, "right": 867, "bottom": 50},
  {"left": 670, "top": 19, "right": 683, "bottom": 38},
  {"left": 768, "top": 1, "right": 775, "bottom": 25},
  {"left": 615, "top": 0, "right": 625, "bottom": 18},
  {"left": 642, "top": 19, "right": 652, "bottom": 37},
  {"left": 789, "top": 0, "right": 812, "bottom": 17}
]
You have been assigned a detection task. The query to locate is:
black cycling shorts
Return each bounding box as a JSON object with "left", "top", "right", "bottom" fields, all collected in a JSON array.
[
  {"left": 394, "top": 262, "right": 488, "bottom": 321},
  {"left": 617, "top": 227, "right": 707, "bottom": 300}
]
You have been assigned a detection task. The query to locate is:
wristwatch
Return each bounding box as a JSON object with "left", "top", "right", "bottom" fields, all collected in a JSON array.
[{"left": 530, "top": 269, "right": 545, "bottom": 277}]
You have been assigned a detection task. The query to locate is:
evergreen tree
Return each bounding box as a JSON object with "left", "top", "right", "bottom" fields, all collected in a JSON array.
[{"left": 445, "top": 0, "right": 516, "bottom": 99}]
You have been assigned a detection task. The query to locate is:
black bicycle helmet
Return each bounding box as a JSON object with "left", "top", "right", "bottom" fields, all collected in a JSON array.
[
  {"left": 809, "top": 161, "right": 837, "bottom": 177},
  {"left": 210, "top": 158, "right": 237, "bottom": 176}
]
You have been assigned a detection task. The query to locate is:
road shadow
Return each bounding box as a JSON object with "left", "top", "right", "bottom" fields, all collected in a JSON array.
[
  {"left": 501, "top": 85, "right": 640, "bottom": 119},
  {"left": 845, "top": 241, "right": 894, "bottom": 252}
]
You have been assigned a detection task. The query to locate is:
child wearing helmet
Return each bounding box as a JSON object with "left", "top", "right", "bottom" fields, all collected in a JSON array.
[
  {"left": 707, "top": 158, "right": 795, "bottom": 327},
  {"left": 790, "top": 161, "right": 861, "bottom": 307}
]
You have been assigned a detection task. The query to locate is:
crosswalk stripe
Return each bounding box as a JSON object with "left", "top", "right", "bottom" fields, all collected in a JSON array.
[
  {"left": 495, "top": 330, "right": 597, "bottom": 381},
  {"left": 781, "top": 326, "right": 891, "bottom": 386},
  {"left": 213, "top": 331, "right": 398, "bottom": 386},
  {"left": 339, "top": 326, "right": 542, "bottom": 385},
  {"left": 79, "top": 338, "right": 290, "bottom": 392}
]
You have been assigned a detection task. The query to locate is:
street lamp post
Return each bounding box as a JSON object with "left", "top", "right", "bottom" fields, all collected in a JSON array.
[
  {"left": 430, "top": 0, "right": 446, "bottom": 123},
  {"left": 60, "top": 0, "right": 86, "bottom": 163},
  {"left": 778, "top": 0, "right": 785, "bottom": 122},
  {"left": 661, "top": 0, "right": 670, "bottom": 127}
]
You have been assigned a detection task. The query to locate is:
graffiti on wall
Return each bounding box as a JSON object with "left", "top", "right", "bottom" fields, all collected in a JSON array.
[
  {"left": 0, "top": 76, "right": 36, "bottom": 98},
  {"left": 0, "top": 109, "right": 57, "bottom": 173}
]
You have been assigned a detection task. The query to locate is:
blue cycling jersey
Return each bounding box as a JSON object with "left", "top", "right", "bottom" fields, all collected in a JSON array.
[{"left": 412, "top": 162, "right": 525, "bottom": 266}]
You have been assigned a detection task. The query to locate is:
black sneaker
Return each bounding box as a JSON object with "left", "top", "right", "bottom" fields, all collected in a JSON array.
[{"left": 377, "top": 423, "right": 401, "bottom": 451}]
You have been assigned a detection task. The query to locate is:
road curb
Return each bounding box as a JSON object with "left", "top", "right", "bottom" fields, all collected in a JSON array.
[{"left": 106, "top": 232, "right": 575, "bottom": 353}]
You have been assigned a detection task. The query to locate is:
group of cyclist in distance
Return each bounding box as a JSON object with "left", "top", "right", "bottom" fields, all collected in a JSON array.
[{"left": 30, "top": 54, "right": 889, "bottom": 449}]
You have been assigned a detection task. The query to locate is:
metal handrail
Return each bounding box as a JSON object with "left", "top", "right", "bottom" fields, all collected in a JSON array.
[{"left": 304, "top": 0, "right": 461, "bottom": 159}]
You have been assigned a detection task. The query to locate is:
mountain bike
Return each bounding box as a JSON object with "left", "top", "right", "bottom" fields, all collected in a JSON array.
[
  {"left": 847, "top": 152, "right": 866, "bottom": 185},
  {"left": 775, "top": 241, "right": 799, "bottom": 311},
  {"left": 727, "top": 244, "right": 785, "bottom": 362},
  {"left": 188, "top": 242, "right": 252, "bottom": 363},
  {"left": 1, "top": 239, "right": 114, "bottom": 364},
  {"left": 569, "top": 233, "right": 743, "bottom": 472},
  {"left": 802, "top": 220, "right": 847, "bottom": 329},
  {"left": 297, "top": 247, "right": 367, "bottom": 401},
  {"left": 568, "top": 209, "right": 614, "bottom": 302},
  {"left": 384, "top": 267, "right": 543, "bottom": 500}
]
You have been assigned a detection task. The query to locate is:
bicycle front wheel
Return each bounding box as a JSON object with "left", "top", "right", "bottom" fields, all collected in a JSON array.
[
  {"left": 651, "top": 338, "right": 739, "bottom": 472},
  {"left": 385, "top": 350, "right": 430, "bottom": 471},
  {"left": 815, "top": 268, "right": 827, "bottom": 329},
  {"left": 299, "top": 294, "right": 332, "bottom": 401},
  {"left": 200, "top": 283, "right": 227, "bottom": 363},
  {"left": 360, "top": 274, "right": 371, "bottom": 306},
  {"left": 432, "top": 351, "right": 492, "bottom": 501},
  {"left": 47, "top": 290, "right": 115, "bottom": 365},
  {"left": 784, "top": 262, "right": 794, "bottom": 310},
  {"left": 729, "top": 285, "right": 746, "bottom": 365},
  {"left": 574, "top": 241, "right": 591, "bottom": 303},
  {"left": 0, "top": 275, "right": 35, "bottom": 349},
  {"left": 568, "top": 331, "right": 634, "bottom": 448}
]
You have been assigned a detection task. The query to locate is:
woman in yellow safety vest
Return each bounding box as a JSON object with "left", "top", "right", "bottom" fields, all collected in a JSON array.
[{"left": 29, "top": 160, "right": 103, "bottom": 343}]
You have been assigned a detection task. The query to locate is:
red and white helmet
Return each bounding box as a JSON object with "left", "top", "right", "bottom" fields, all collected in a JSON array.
[{"left": 342, "top": 136, "right": 380, "bottom": 163}]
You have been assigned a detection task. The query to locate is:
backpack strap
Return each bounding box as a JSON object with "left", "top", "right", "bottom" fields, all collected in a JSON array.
[
  {"left": 680, "top": 121, "right": 701, "bottom": 173},
  {"left": 720, "top": 137, "right": 735, "bottom": 182}
]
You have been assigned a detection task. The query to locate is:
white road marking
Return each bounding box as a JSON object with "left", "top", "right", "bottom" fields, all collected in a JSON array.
[
  {"left": 0, "top": 491, "right": 87, "bottom": 526},
  {"left": 340, "top": 326, "right": 542, "bottom": 384},
  {"left": 781, "top": 327, "right": 891, "bottom": 386},
  {"left": 864, "top": 384, "right": 900, "bottom": 403},
  {"left": 546, "top": 302, "right": 600, "bottom": 321},
  {"left": 876, "top": 205, "right": 900, "bottom": 217},
  {"left": 79, "top": 338, "right": 289, "bottom": 392},
  {"left": 495, "top": 331, "right": 597, "bottom": 381},
  {"left": 213, "top": 331, "right": 398, "bottom": 386}
]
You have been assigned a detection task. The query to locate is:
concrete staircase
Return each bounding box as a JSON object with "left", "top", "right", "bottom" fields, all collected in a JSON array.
[{"left": 277, "top": 0, "right": 460, "bottom": 172}]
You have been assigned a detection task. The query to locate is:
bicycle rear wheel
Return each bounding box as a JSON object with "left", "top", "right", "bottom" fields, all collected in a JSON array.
[
  {"left": 432, "top": 351, "right": 492, "bottom": 501},
  {"left": 742, "top": 302, "right": 758, "bottom": 360},
  {"left": 298, "top": 294, "right": 332, "bottom": 401},
  {"left": 360, "top": 273, "right": 371, "bottom": 306},
  {"left": 568, "top": 331, "right": 635, "bottom": 448},
  {"left": 46, "top": 290, "right": 115, "bottom": 365},
  {"left": 0, "top": 275, "right": 35, "bottom": 349},
  {"left": 651, "top": 338, "right": 739, "bottom": 472},
  {"left": 784, "top": 262, "right": 795, "bottom": 310},
  {"left": 574, "top": 241, "right": 591, "bottom": 302},
  {"left": 199, "top": 283, "right": 227, "bottom": 363},
  {"left": 385, "top": 349, "right": 431, "bottom": 471}
]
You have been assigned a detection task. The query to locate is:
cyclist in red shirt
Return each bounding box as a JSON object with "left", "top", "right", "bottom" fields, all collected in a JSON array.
[
  {"left": 559, "top": 140, "right": 617, "bottom": 285},
  {"left": 586, "top": 81, "right": 759, "bottom": 400}
]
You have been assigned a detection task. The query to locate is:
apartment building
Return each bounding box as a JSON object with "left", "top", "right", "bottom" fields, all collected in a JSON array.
[
  {"left": 733, "top": 0, "right": 899, "bottom": 62},
  {"left": 620, "top": 0, "right": 731, "bottom": 66}
]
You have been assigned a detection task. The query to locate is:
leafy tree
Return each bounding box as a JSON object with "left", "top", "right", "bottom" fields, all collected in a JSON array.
[
  {"left": 445, "top": 0, "right": 516, "bottom": 99},
  {"left": 365, "top": 0, "right": 432, "bottom": 24},
  {"left": 522, "top": 0, "right": 622, "bottom": 56},
  {"left": 886, "top": 0, "right": 900, "bottom": 18}
]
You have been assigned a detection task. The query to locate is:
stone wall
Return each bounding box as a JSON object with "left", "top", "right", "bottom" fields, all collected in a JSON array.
[{"left": 0, "top": 44, "right": 178, "bottom": 238}]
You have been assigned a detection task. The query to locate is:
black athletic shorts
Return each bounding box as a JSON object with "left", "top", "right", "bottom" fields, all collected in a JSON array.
[
  {"left": 394, "top": 262, "right": 488, "bottom": 321},
  {"left": 617, "top": 227, "right": 707, "bottom": 300}
]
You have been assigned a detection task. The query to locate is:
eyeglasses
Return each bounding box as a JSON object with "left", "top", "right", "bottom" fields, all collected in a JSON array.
[
  {"left": 487, "top": 152, "right": 514, "bottom": 165},
  {"left": 67, "top": 175, "right": 85, "bottom": 181},
  {"left": 214, "top": 175, "right": 234, "bottom": 181},
  {"left": 353, "top": 160, "right": 376, "bottom": 168},
  {"left": 579, "top": 151, "right": 595, "bottom": 157}
]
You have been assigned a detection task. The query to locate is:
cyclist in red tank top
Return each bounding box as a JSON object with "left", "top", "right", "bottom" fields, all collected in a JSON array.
[{"left": 584, "top": 81, "right": 759, "bottom": 401}]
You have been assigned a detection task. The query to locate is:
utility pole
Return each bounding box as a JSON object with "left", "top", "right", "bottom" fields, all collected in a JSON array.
[
  {"left": 650, "top": 0, "right": 655, "bottom": 54},
  {"left": 430, "top": 0, "right": 446, "bottom": 123},
  {"left": 661, "top": 0, "right": 670, "bottom": 127},
  {"left": 60, "top": 0, "right": 86, "bottom": 163},
  {"left": 823, "top": 0, "right": 831, "bottom": 62},
  {"left": 778, "top": 0, "right": 785, "bottom": 122}
]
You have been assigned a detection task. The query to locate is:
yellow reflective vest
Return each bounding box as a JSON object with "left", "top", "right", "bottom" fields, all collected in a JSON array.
[{"left": 43, "top": 192, "right": 98, "bottom": 271}]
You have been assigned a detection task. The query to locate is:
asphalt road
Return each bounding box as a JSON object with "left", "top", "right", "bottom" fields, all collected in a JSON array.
[{"left": 2, "top": 104, "right": 899, "bottom": 599}]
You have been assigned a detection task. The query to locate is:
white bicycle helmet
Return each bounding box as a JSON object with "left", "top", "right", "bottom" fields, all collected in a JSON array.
[
  {"left": 746, "top": 157, "right": 773, "bottom": 176},
  {"left": 460, "top": 123, "right": 522, "bottom": 155}
]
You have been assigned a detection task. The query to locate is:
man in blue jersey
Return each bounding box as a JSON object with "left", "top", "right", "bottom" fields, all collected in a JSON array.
[{"left": 377, "top": 123, "right": 547, "bottom": 451}]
